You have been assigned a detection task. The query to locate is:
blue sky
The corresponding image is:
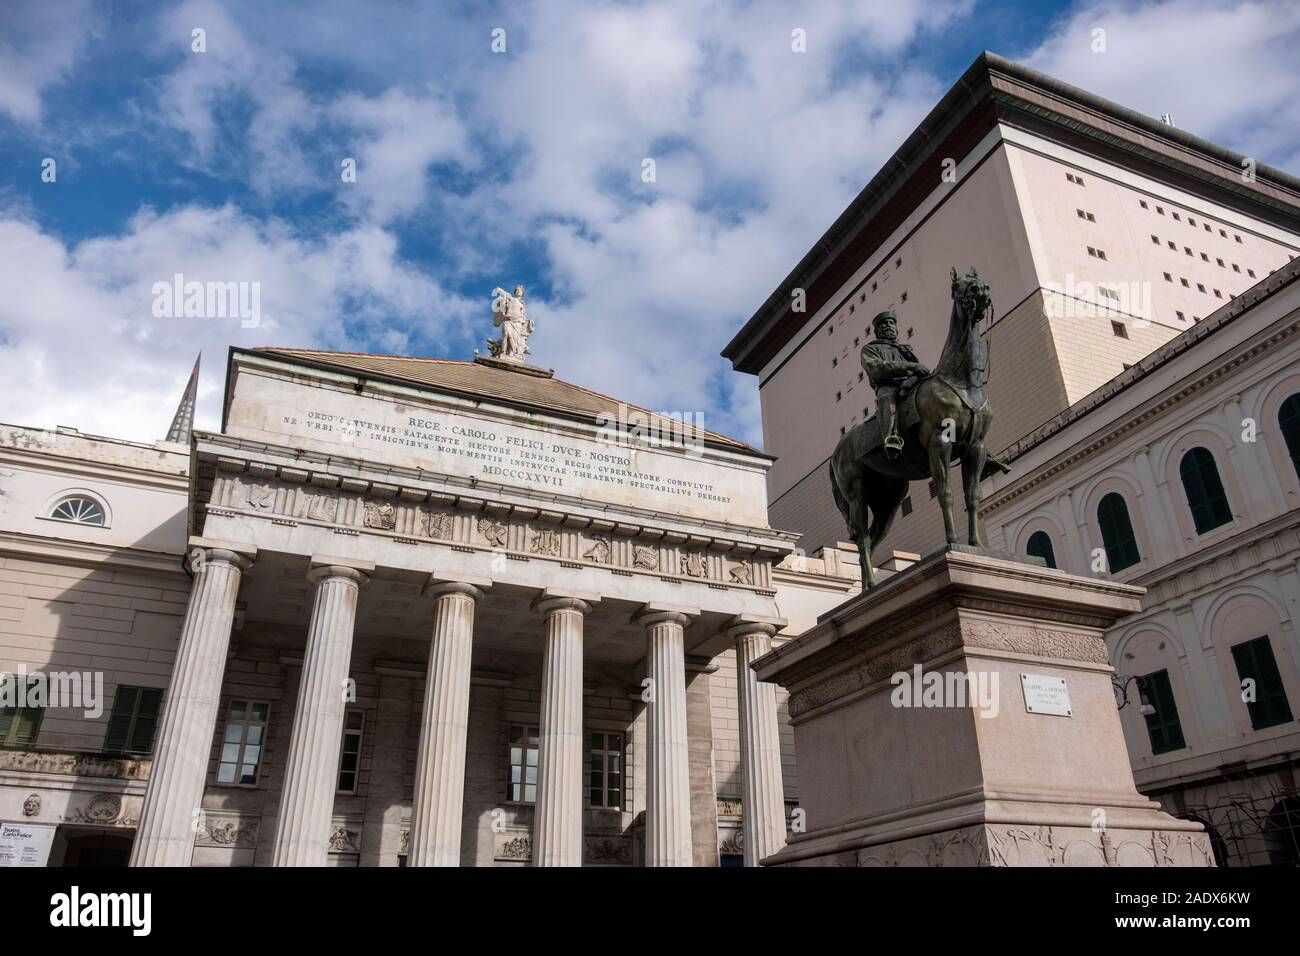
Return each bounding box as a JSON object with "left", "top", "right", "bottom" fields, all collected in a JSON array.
[{"left": 2, "top": 0, "right": 1299, "bottom": 447}]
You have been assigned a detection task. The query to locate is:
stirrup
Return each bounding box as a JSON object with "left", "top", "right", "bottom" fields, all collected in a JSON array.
[{"left": 883, "top": 433, "right": 904, "bottom": 456}]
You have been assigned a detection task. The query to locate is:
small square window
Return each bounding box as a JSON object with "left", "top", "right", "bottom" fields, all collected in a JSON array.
[
  {"left": 1168, "top": 241, "right": 1176, "bottom": 250},
  {"left": 1204, "top": 223, "right": 1211, "bottom": 232},
  {"left": 1175, "top": 310, "right": 1185, "bottom": 321},
  {"left": 900, "top": 291, "right": 908, "bottom": 303},
  {"left": 1213, "top": 289, "right": 1222, "bottom": 298},
  {"left": 1184, "top": 247, "right": 1193, "bottom": 256},
  {"left": 1231, "top": 263, "right": 1240, "bottom": 272},
  {"left": 1219, "top": 228, "right": 1227, "bottom": 237},
  {"left": 1139, "top": 199, "right": 1148, "bottom": 209},
  {"left": 1172, "top": 212, "right": 1181, "bottom": 221},
  {"left": 1200, "top": 253, "right": 1209, "bottom": 262},
  {"left": 1111, "top": 321, "right": 1128, "bottom": 338},
  {"left": 1181, "top": 277, "right": 1190, "bottom": 287},
  {"left": 836, "top": 391, "right": 842, "bottom": 401},
  {"left": 1163, "top": 272, "right": 1172, "bottom": 282},
  {"left": 1188, "top": 218, "right": 1196, "bottom": 226},
  {"left": 1217, "top": 258, "right": 1225, "bottom": 267},
  {"left": 1157, "top": 206, "right": 1165, "bottom": 215},
  {"left": 895, "top": 257, "right": 902, "bottom": 268},
  {"left": 831, "top": 357, "right": 837, "bottom": 367},
  {"left": 1151, "top": 235, "right": 1159, "bottom": 244},
  {"left": 1197, "top": 283, "right": 1206, "bottom": 292},
  {"left": 1247, "top": 268, "right": 1256, "bottom": 278},
  {"left": 1234, "top": 234, "right": 1243, "bottom": 243},
  {"left": 848, "top": 303, "right": 855, "bottom": 314}
]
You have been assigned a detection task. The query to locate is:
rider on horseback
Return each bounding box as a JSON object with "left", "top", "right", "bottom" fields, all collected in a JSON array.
[{"left": 861, "top": 310, "right": 931, "bottom": 458}]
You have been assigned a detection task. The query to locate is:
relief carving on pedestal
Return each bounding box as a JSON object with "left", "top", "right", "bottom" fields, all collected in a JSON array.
[
  {"left": 422, "top": 509, "right": 454, "bottom": 540},
  {"left": 478, "top": 516, "right": 508, "bottom": 548},
  {"left": 583, "top": 534, "right": 610, "bottom": 564},
  {"left": 529, "top": 527, "right": 561, "bottom": 557},
  {"left": 363, "top": 501, "right": 397, "bottom": 530},
  {"left": 585, "top": 836, "right": 631, "bottom": 864}
]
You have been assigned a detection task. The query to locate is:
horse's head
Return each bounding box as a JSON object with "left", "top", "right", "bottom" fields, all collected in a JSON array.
[{"left": 949, "top": 266, "right": 992, "bottom": 325}]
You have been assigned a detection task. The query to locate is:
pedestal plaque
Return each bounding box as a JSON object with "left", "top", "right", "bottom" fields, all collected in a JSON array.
[{"left": 752, "top": 549, "right": 1213, "bottom": 867}]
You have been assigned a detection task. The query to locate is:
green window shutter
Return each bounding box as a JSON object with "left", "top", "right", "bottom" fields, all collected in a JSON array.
[
  {"left": 103, "top": 687, "right": 140, "bottom": 753},
  {"left": 1232, "top": 637, "right": 1294, "bottom": 731},
  {"left": 129, "top": 688, "right": 163, "bottom": 753},
  {"left": 0, "top": 707, "right": 15, "bottom": 745}
]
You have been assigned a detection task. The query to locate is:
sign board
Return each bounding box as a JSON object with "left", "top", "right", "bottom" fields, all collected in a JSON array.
[
  {"left": 1020, "top": 673, "right": 1072, "bottom": 717},
  {"left": 225, "top": 365, "right": 771, "bottom": 527},
  {"left": 0, "top": 821, "right": 56, "bottom": 867}
]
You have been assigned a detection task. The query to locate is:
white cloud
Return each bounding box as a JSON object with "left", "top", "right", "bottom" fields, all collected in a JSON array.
[
  {"left": 0, "top": 205, "right": 474, "bottom": 442},
  {"left": 0, "top": 0, "right": 102, "bottom": 123},
  {"left": 1024, "top": 0, "right": 1300, "bottom": 171}
]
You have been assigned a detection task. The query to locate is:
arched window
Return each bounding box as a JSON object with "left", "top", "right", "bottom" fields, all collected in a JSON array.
[
  {"left": 1025, "top": 530, "right": 1057, "bottom": 569},
  {"left": 1178, "top": 447, "right": 1232, "bottom": 534},
  {"left": 1097, "top": 492, "right": 1140, "bottom": 572},
  {"left": 1264, "top": 798, "right": 1300, "bottom": 866},
  {"left": 49, "top": 496, "right": 106, "bottom": 526},
  {"left": 1280, "top": 393, "right": 1300, "bottom": 481}
]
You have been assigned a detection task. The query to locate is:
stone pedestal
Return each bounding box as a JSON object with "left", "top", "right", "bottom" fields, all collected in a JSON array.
[{"left": 752, "top": 549, "right": 1214, "bottom": 868}]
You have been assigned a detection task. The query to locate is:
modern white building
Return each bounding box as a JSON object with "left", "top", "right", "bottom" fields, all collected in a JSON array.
[{"left": 724, "top": 52, "right": 1300, "bottom": 867}]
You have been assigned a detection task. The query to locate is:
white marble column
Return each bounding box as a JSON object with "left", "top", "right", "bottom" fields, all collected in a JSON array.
[
  {"left": 532, "top": 593, "right": 595, "bottom": 867},
  {"left": 636, "top": 607, "right": 694, "bottom": 867},
  {"left": 271, "top": 563, "right": 368, "bottom": 866},
  {"left": 130, "top": 546, "right": 252, "bottom": 867},
  {"left": 729, "top": 620, "right": 787, "bottom": 866},
  {"left": 408, "top": 579, "right": 486, "bottom": 867}
]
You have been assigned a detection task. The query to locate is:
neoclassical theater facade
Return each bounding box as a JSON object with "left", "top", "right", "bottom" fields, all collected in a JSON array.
[{"left": 0, "top": 334, "right": 865, "bottom": 867}]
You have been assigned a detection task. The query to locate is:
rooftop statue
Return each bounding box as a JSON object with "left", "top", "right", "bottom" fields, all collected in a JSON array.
[
  {"left": 830, "top": 267, "right": 1011, "bottom": 589},
  {"left": 488, "top": 283, "right": 534, "bottom": 361}
]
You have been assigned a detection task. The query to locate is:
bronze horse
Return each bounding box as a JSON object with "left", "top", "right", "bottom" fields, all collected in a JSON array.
[{"left": 830, "top": 267, "right": 1008, "bottom": 589}]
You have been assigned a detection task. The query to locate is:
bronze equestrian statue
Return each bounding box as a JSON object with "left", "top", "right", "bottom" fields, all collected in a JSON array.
[{"left": 830, "top": 267, "right": 1009, "bottom": 589}]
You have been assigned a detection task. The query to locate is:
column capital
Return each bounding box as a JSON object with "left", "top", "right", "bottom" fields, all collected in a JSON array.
[
  {"left": 532, "top": 589, "right": 600, "bottom": 617},
  {"left": 723, "top": 614, "right": 786, "bottom": 642},
  {"left": 633, "top": 603, "right": 699, "bottom": 629},
  {"left": 307, "top": 563, "right": 370, "bottom": 588},
  {"left": 186, "top": 536, "right": 256, "bottom": 574},
  {"left": 424, "top": 577, "right": 489, "bottom": 602}
]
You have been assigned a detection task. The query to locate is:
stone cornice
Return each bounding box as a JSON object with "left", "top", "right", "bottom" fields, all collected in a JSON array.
[
  {"left": 194, "top": 434, "right": 795, "bottom": 554},
  {"left": 0, "top": 531, "right": 187, "bottom": 577},
  {"left": 200, "top": 463, "right": 780, "bottom": 595}
]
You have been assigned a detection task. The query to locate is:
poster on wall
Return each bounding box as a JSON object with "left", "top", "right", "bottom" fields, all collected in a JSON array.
[{"left": 0, "top": 821, "right": 56, "bottom": 867}]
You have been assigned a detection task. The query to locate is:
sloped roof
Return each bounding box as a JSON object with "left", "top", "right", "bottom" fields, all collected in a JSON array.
[{"left": 251, "top": 347, "right": 763, "bottom": 455}]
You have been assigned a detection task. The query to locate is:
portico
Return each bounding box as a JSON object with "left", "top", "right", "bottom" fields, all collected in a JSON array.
[{"left": 128, "top": 341, "right": 798, "bottom": 866}]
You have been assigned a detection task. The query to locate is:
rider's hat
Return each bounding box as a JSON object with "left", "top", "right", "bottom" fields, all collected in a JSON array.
[{"left": 870, "top": 309, "right": 897, "bottom": 332}]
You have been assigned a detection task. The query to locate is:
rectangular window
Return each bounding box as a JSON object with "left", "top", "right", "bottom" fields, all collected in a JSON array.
[
  {"left": 0, "top": 675, "right": 44, "bottom": 746},
  {"left": 1151, "top": 235, "right": 1160, "bottom": 244},
  {"left": 337, "top": 709, "right": 365, "bottom": 794},
  {"left": 217, "top": 699, "right": 270, "bottom": 786},
  {"left": 507, "top": 724, "right": 539, "bottom": 802},
  {"left": 1231, "top": 637, "right": 1294, "bottom": 730},
  {"left": 103, "top": 685, "right": 162, "bottom": 754},
  {"left": 1137, "top": 670, "right": 1186, "bottom": 754},
  {"left": 1176, "top": 311, "right": 1185, "bottom": 321},
  {"left": 1139, "top": 199, "right": 1148, "bottom": 209},
  {"left": 589, "top": 732, "right": 624, "bottom": 809},
  {"left": 1172, "top": 211, "right": 1181, "bottom": 221},
  {"left": 1111, "top": 321, "right": 1128, "bottom": 338}
]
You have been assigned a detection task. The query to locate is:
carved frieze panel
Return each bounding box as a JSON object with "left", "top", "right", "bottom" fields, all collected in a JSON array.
[
  {"left": 363, "top": 501, "right": 397, "bottom": 530},
  {"left": 529, "top": 527, "right": 561, "bottom": 557},
  {"left": 422, "top": 508, "right": 454, "bottom": 540},
  {"left": 583, "top": 533, "right": 611, "bottom": 563},
  {"left": 196, "top": 817, "right": 260, "bottom": 848},
  {"left": 0, "top": 748, "right": 150, "bottom": 780},
  {"left": 494, "top": 832, "right": 532, "bottom": 862},
  {"left": 478, "top": 516, "right": 508, "bottom": 548}
]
